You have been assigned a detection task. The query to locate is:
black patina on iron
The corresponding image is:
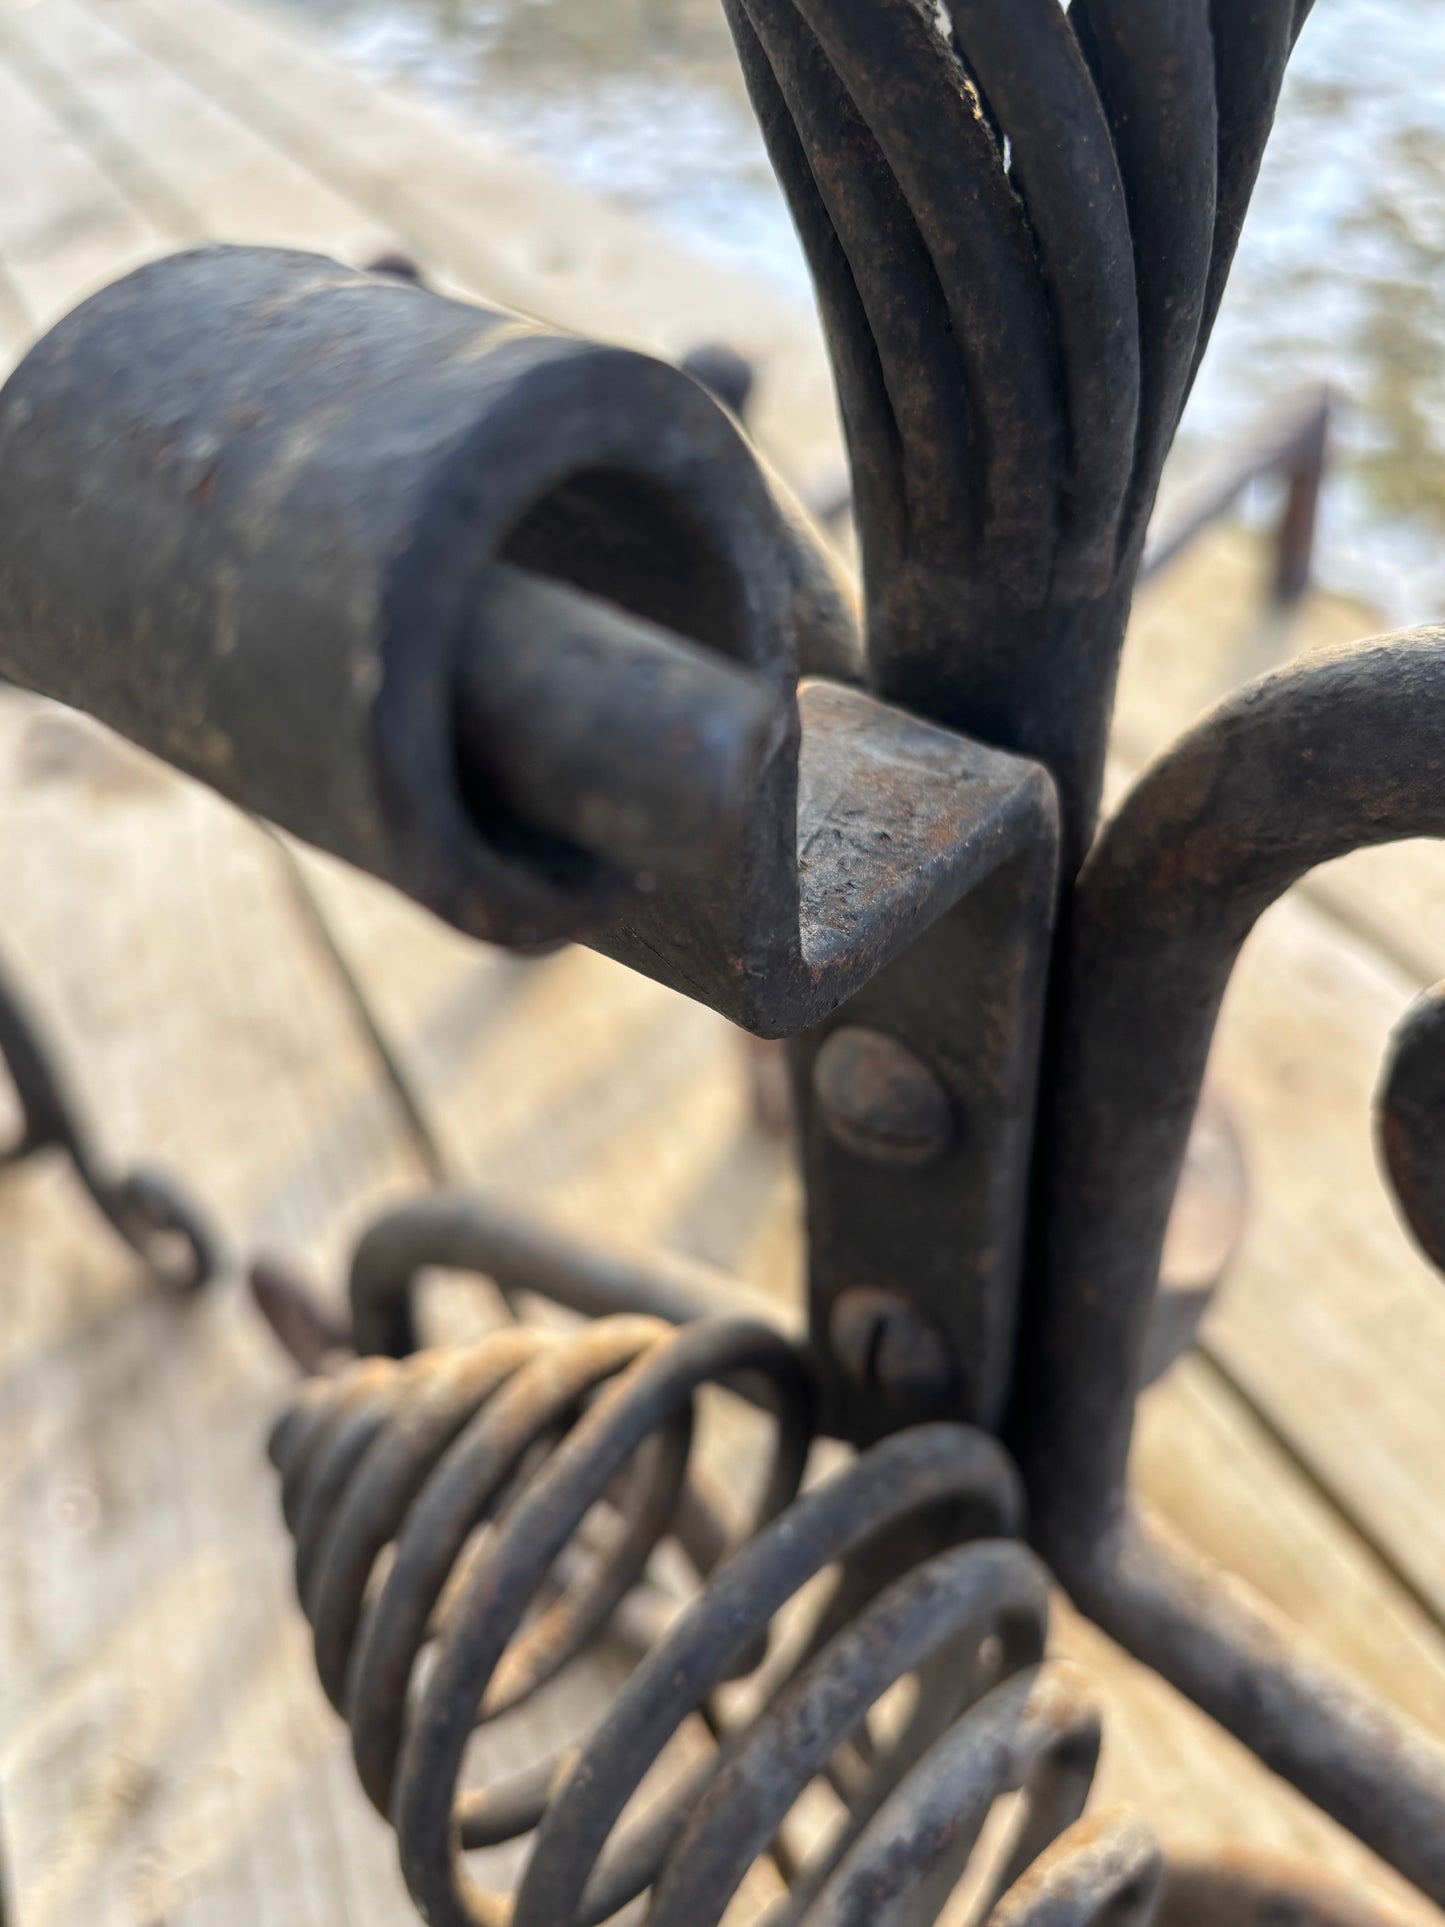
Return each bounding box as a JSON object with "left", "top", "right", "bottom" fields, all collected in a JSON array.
[
  {"left": 2, "top": 0, "right": 1444, "bottom": 1919},
  {"left": 0, "top": 948, "right": 216, "bottom": 1289}
]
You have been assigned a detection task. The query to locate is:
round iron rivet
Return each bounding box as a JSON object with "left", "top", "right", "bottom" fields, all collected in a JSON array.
[
  {"left": 829, "top": 1286, "right": 958, "bottom": 1403},
  {"left": 812, "top": 1026, "right": 956, "bottom": 1167}
]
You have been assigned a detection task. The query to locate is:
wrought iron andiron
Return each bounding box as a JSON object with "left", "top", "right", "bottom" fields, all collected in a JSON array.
[{"left": 1, "top": 0, "right": 1444, "bottom": 1920}]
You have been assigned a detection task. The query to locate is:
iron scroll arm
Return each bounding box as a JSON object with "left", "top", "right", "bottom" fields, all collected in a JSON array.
[
  {"left": 5, "top": 0, "right": 1445, "bottom": 1918},
  {"left": 0, "top": 945, "right": 216, "bottom": 1290},
  {"left": 1011, "top": 631, "right": 1445, "bottom": 1896},
  {"left": 1019, "top": 629, "right": 1445, "bottom": 1552},
  {"left": 1378, "top": 982, "right": 1445, "bottom": 1274}
]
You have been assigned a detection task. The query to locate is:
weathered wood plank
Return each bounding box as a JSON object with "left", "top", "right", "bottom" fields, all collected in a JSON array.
[
  {"left": 0, "top": 256, "right": 30, "bottom": 364},
  {"left": 1, "top": 0, "right": 1442, "bottom": 1912},
  {"left": 0, "top": 696, "right": 432, "bottom": 1925},
  {"left": 0, "top": 705, "right": 461, "bottom": 1282},
  {"left": 3, "top": 0, "right": 395, "bottom": 267},
  {"left": 1202, "top": 889, "right": 1445, "bottom": 1615},
  {"left": 1071, "top": 1352, "right": 1445, "bottom": 1925},
  {"left": 79, "top": 0, "right": 846, "bottom": 485},
  {"left": 288, "top": 847, "right": 805, "bottom": 1293},
  {"left": 0, "top": 32, "right": 165, "bottom": 339},
  {"left": 1134, "top": 1355, "right": 1445, "bottom": 1737}
]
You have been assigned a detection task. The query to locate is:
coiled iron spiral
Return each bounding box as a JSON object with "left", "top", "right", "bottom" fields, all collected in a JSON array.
[{"left": 269, "top": 1313, "right": 1385, "bottom": 1927}]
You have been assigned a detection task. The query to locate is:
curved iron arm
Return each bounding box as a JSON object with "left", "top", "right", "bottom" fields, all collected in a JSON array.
[
  {"left": 1017, "top": 626, "right": 1445, "bottom": 1552},
  {"left": 340, "top": 1189, "right": 795, "bottom": 1361},
  {"left": 0, "top": 948, "right": 216, "bottom": 1290},
  {"left": 1007, "top": 630, "right": 1445, "bottom": 1897},
  {"left": 1078, "top": 1510, "right": 1445, "bottom": 1904},
  {"left": 1377, "top": 983, "right": 1445, "bottom": 1273}
]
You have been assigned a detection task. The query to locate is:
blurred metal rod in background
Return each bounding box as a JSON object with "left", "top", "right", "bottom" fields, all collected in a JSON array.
[{"left": 1140, "top": 385, "right": 1332, "bottom": 602}]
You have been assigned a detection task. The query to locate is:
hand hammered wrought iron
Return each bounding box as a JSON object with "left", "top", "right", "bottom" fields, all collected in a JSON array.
[
  {"left": 1, "top": 0, "right": 1444, "bottom": 1922},
  {"left": 0, "top": 945, "right": 216, "bottom": 1289}
]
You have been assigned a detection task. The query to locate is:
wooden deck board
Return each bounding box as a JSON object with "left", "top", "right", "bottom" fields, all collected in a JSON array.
[
  {"left": 0, "top": 32, "right": 166, "bottom": 335},
  {"left": 0, "top": 259, "right": 30, "bottom": 363},
  {"left": 78, "top": 0, "right": 847, "bottom": 484},
  {"left": 1206, "top": 891, "right": 1445, "bottom": 1615},
  {"left": 5, "top": 0, "right": 396, "bottom": 266},
  {"left": 0, "top": 699, "right": 431, "bottom": 1926},
  {"left": 1, "top": 0, "right": 1444, "bottom": 1917}
]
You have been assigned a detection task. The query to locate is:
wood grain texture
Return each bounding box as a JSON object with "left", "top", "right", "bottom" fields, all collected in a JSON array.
[
  {"left": 0, "top": 698, "right": 430, "bottom": 1925},
  {"left": 0, "top": 33, "right": 164, "bottom": 337},
  {"left": 4, "top": 0, "right": 395, "bottom": 264},
  {"left": 76, "top": 0, "right": 847, "bottom": 487},
  {"left": 0, "top": 0, "right": 1443, "bottom": 1918}
]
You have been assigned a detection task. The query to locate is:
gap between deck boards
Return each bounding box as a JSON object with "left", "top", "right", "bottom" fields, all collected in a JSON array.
[{"left": 0, "top": 0, "right": 1443, "bottom": 1914}]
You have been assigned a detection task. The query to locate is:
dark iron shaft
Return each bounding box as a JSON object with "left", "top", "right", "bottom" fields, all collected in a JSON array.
[{"left": 459, "top": 564, "right": 783, "bottom": 881}]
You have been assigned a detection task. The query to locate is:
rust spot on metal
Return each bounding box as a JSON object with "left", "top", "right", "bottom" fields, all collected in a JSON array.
[{"left": 4, "top": 2, "right": 1440, "bottom": 1918}]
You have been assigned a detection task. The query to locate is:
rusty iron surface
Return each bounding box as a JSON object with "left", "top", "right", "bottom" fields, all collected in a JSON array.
[
  {"left": 784, "top": 678, "right": 1059, "bottom": 1436},
  {"left": 1377, "top": 982, "right": 1445, "bottom": 1274},
  {"left": 722, "top": 0, "right": 1315, "bottom": 868},
  {"left": 0, "top": 246, "right": 854, "bottom": 952},
  {"left": 333, "top": 1188, "right": 792, "bottom": 1362},
  {"left": 2, "top": 0, "right": 1443, "bottom": 1918},
  {"left": 267, "top": 1311, "right": 1410, "bottom": 1927},
  {"left": 268, "top": 1310, "right": 1116, "bottom": 1927},
  {"left": 1016, "top": 630, "right": 1445, "bottom": 1561},
  {"left": 0, "top": 945, "right": 216, "bottom": 1290}
]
